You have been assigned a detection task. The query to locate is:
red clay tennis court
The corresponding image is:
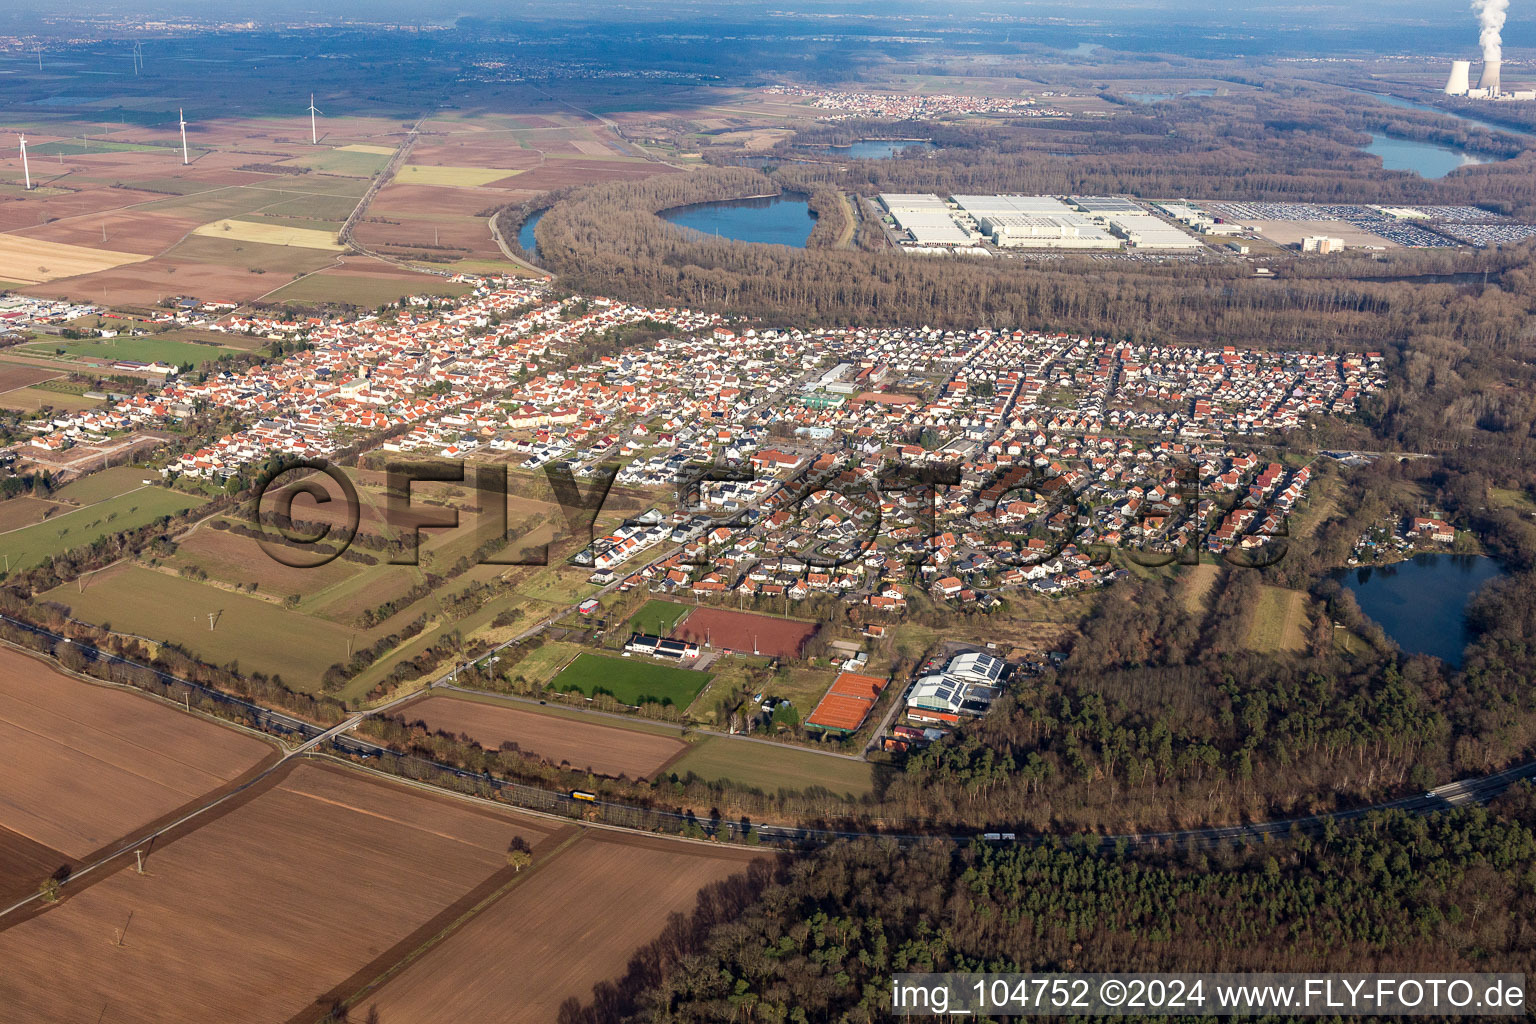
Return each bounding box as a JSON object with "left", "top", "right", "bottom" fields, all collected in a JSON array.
[{"left": 806, "top": 671, "right": 888, "bottom": 733}]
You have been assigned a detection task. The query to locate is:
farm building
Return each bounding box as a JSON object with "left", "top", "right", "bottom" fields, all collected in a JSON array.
[{"left": 806, "top": 670, "right": 888, "bottom": 734}]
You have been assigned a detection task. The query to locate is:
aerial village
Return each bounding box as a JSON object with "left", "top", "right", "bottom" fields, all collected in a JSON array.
[{"left": 17, "top": 276, "right": 1385, "bottom": 743}]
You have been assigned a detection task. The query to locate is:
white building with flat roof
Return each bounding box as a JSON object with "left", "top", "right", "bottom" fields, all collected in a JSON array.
[{"left": 979, "top": 212, "right": 1118, "bottom": 249}]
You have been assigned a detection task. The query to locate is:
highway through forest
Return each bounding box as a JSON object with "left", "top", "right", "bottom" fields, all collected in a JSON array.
[{"left": 2, "top": 611, "right": 1535, "bottom": 924}]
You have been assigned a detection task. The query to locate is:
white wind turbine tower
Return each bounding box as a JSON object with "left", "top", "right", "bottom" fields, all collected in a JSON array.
[
  {"left": 178, "top": 109, "right": 190, "bottom": 165},
  {"left": 19, "top": 135, "right": 32, "bottom": 191},
  {"left": 307, "top": 94, "right": 322, "bottom": 145}
]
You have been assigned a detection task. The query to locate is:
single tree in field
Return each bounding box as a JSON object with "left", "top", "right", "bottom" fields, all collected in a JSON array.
[
  {"left": 38, "top": 878, "right": 60, "bottom": 903},
  {"left": 506, "top": 835, "right": 533, "bottom": 872}
]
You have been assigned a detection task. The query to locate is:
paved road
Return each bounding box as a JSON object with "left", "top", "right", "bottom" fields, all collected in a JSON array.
[{"left": 486, "top": 212, "right": 547, "bottom": 277}]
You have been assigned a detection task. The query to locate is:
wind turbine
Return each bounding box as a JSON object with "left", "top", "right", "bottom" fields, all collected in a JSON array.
[
  {"left": 18, "top": 135, "right": 32, "bottom": 190},
  {"left": 132, "top": 41, "right": 144, "bottom": 75},
  {"left": 178, "top": 108, "right": 189, "bottom": 165},
  {"left": 307, "top": 94, "right": 322, "bottom": 145}
]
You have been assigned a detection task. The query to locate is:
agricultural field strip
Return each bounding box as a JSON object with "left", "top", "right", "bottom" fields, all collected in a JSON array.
[
  {"left": 0, "top": 484, "right": 148, "bottom": 535},
  {"left": 0, "top": 372, "right": 65, "bottom": 395},
  {"left": 0, "top": 234, "right": 149, "bottom": 284},
  {"left": 0, "top": 696, "right": 245, "bottom": 793}
]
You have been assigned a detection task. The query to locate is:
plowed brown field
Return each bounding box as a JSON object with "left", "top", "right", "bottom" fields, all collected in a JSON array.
[
  {"left": 0, "top": 762, "right": 567, "bottom": 1024},
  {"left": 0, "top": 646, "right": 272, "bottom": 859},
  {"left": 402, "top": 695, "right": 687, "bottom": 778},
  {"left": 356, "top": 831, "right": 768, "bottom": 1024}
]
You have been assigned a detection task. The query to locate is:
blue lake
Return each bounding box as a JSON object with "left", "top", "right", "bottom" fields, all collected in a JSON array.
[
  {"left": 814, "top": 139, "right": 936, "bottom": 160},
  {"left": 1334, "top": 553, "right": 1504, "bottom": 666},
  {"left": 517, "top": 209, "right": 544, "bottom": 259},
  {"left": 1366, "top": 132, "right": 1486, "bottom": 178},
  {"left": 658, "top": 193, "right": 814, "bottom": 247}
]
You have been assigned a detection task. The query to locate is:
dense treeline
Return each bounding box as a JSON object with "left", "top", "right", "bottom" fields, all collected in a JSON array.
[
  {"left": 763, "top": 91, "right": 1536, "bottom": 213},
  {"left": 531, "top": 166, "right": 1536, "bottom": 346},
  {"left": 886, "top": 577, "right": 1455, "bottom": 831},
  {"left": 557, "top": 789, "right": 1536, "bottom": 1023},
  {"left": 8, "top": 592, "right": 345, "bottom": 727}
]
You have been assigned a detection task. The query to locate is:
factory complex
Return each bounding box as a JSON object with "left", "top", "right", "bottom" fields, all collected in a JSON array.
[
  {"left": 880, "top": 193, "right": 1203, "bottom": 253},
  {"left": 1443, "top": 58, "right": 1535, "bottom": 100}
]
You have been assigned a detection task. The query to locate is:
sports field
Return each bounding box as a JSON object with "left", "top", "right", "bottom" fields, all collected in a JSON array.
[
  {"left": 0, "top": 233, "right": 148, "bottom": 284},
  {"left": 550, "top": 652, "right": 710, "bottom": 707},
  {"left": 23, "top": 335, "right": 243, "bottom": 367},
  {"left": 191, "top": 218, "right": 346, "bottom": 250},
  {"left": 0, "top": 486, "right": 202, "bottom": 570},
  {"left": 674, "top": 606, "right": 819, "bottom": 659},
  {"left": 626, "top": 598, "right": 690, "bottom": 636},
  {"left": 666, "top": 735, "right": 875, "bottom": 797},
  {"left": 1246, "top": 585, "right": 1309, "bottom": 653},
  {"left": 266, "top": 271, "right": 474, "bottom": 307},
  {"left": 52, "top": 465, "right": 158, "bottom": 504}
]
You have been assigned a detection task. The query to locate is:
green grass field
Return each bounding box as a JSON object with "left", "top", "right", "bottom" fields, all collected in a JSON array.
[
  {"left": 48, "top": 565, "right": 359, "bottom": 688},
  {"left": 0, "top": 487, "right": 203, "bottom": 571},
  {"left": 53, "top": 466, "right": 155, "bottom": 505},
  {"left": 502, "top": 640, "right": 583, "bottom": 687},
  {"left": 0, "top": 386, "right": 104, "bottom": 413},
  {"left": 1490, "top": 486, "right": 1536, "bottom": 513},
  {"left": 284, "top": 148, "right": 393, "bottom": 177},
  {"left": 667, "top": 736, "right": 874, "bottom": 797},
  {"left": 626, "top": 599, "right": 689, "bottom": 636},
  {"left": 551, "top": 652, "right": 709, "bottom": 707},
  {"left": 24, "top": 335, "right": 244, "bottom": 368},
  {"left": 1246, "top": 585, "right": 1308, "bottom": 653},
  {"left": 29, "top": 139, "right": 173, "bottom": 156}
]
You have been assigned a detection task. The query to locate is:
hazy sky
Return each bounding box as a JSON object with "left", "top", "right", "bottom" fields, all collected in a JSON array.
[{"left": 2, "top": 0, "right": 1528, "bottom": 59}]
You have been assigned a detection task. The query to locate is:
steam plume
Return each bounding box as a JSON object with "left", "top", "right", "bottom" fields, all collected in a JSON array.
[{"left": 1471, "top": 0, "right": 1508, "bottom": 64}]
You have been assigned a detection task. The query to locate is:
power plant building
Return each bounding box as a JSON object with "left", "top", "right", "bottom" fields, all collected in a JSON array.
[
  {"left": 1443, "top": 58, "right": 1528, "bottom": 99},
  {"left": 1478, "top": 59, "right": 1501, "bottom": 96},
  {"left": 1445, "top": 60, "right": 1473, "bottom": 95}
]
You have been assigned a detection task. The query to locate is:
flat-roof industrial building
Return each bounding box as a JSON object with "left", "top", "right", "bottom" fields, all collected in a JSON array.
[{"left": 879, "top": 193, "right": 1205, "bottom": 253}]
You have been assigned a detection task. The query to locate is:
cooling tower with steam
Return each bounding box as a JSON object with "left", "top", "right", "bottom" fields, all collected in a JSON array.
[
  {"left": 1478, "top": 58, "right": 1502, "bottom": 94},
  {"left": 1445, "top": 59, "right": 1473, "bottom": 94},
  {"left": 1471, "top": 0, "right": 1508, "bottom": 94}
]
